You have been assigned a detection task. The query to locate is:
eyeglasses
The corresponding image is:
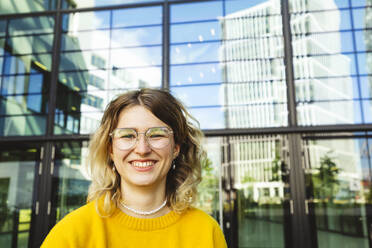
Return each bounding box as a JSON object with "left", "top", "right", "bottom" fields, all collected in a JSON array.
[{"left": 110, "top": 127, "right": 174, "bottom": 150}]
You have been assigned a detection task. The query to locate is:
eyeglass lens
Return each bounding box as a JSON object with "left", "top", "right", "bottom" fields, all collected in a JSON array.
[{"left": 112, "top": 127, "right": 171, "bottom": 150}]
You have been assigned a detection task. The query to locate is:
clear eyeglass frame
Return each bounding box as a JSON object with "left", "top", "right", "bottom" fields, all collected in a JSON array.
[{"left": 110, "top": 126, "right": 174, "bottom": 150}]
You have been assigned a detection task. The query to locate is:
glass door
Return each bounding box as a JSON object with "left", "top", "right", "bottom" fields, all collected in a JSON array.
[
  {"left": 48, "top": 141, "right": 91, "bottom": 228},
  {"left": 0, "top": 143, "right": 42, "bottom": 248},
  {"left": 222, "top": 135, "right": 292, "bottom": 248},
  {"left": 303, "top": 136, "right": 372, "bottom": 248}
]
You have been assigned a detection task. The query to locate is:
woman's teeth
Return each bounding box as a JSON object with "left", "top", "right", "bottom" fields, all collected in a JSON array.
[{"left": 132, "top": 161, "right": 154, "bottom": 168}]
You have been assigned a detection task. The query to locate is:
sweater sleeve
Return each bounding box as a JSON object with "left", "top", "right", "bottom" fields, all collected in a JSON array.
[
  {"left": 213, "top": 222, "right": 228, "bottom": 248},
  {"left": 41, "top": 216, "right": 76, "bottom": 248}
]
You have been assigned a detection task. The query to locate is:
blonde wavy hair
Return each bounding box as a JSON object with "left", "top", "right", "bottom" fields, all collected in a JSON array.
[{"left": 86, "top": 88, "right": 204, "bottom": 215}]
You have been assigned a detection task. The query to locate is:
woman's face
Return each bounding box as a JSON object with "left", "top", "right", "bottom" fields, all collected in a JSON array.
[{"left": 110, "top": 105, "right": 180, "bottom": 189}]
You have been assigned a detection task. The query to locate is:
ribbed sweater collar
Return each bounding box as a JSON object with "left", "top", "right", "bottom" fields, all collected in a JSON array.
[{"left": 110, "top": 208, "right": 181, "bottom": 231}]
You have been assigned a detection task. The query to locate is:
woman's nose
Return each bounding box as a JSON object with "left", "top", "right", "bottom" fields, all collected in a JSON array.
[{"left": 134, "top": 133, "right": 151, "bottom": 154}]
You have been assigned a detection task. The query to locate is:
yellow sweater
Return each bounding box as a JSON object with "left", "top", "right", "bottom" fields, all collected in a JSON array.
[{"left": 41, "top": 200, "right": 227, "bottom": 248}]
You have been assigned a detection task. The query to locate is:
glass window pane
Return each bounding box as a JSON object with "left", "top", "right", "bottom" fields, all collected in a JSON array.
[
  {"left": 303, "top": 136, "right": 371, "bottom": 248},
  {"left": 196, "top": 137, "right": 222, "bottom": 220},
  {"left": 171, "top": 1, "right": 223, "bottom": 23},
  {"left": 171, "top": 63, "right": 222, "bottom": 86},
  {"left": 59, "top": 51, "right": 110, "bottom": 71},
  {"left": 171, "top": 21, "right": 220, "bottom": 43},
  {"left": 8, "top": 16, "right": 54, "bottom": 36},
  {"left": 188, "top": 107, "right": 225, "bottom": 129},
  {"left": 226, "top": 0, "right": 281, "bottom": 15},
  {"left": 9, "top": 34, "right": 54, "bottom": 54},
  {"left": 0, "top": 0, "right": 57, "bottom": 14},
  {"left": 359, "top": 76, "right": 372, "bottom": 98},
  {"left": 3, "top": 54, "right": 52, "bottom": 75},
  {"left": 357, "top": 52, "right": 372, "bottom": 75},
  {"left": 112, "top": 6, "right": 162, "bottom": 27},
  {"left": 171, "top": 0, "right": 286, "bottom": 129},
  {"left": 51, "top": 142, "right": 91, "bottom": 222},
  {"left": 355, "top": 30, "right": 372, "bottom": 52},
  {"left": 0, "top": 115, "right": 47, "bottom": 136},
  {"left": 0, "top": 145, "right": 41, "bottom": 247},
  {"left": 172, "top": 85, "right": 222, "bottom": 107},
  {"left": 297, "top": 100, "right": 358, "bottom": 125},
  {"left": 0, "top": 20, "right": 6, "bottom": 36},
  {"left": 171, "top": 42, "right": 220, "bottom": 64},
  {"left": 111, "top": 26, "right": 162, "bottom": 47},
  {"left": 62, "top": 11, "right": 111, "bottom": 31},
  {"left": 61, "top": 0, "right": 161, "bottom": 9},
  {"left": 222, "top": 135, "right": 290, "bottom": 247},
  {"left": 61, "top": 30, "right": 111, "bottom": 51},
  {"left": 353, "top": 7, "right": 372, "bottom": 29},
  {"left": 110, "top": 46, "right": 162, "bottom": 67}
]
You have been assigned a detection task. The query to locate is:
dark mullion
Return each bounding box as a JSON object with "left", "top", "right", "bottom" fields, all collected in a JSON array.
[
  {"left": 281, "top": 0, "right": 297, "bottom": 127},
  {"left": 349, "top": 0, "right": 365, "bottom": 123},
  {"left": 281, "top": 1, "right": 310, "bottom": 248},
  {"left": 162, "top": 1, "right": 170, "bottom": 90},
  {"left": 45, "top": 11, "right": 62, "bottom": 136}
]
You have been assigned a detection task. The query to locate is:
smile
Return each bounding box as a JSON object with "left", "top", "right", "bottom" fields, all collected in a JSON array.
[{"left": 131, "top": 161, "right": 155, "bottom": 168}]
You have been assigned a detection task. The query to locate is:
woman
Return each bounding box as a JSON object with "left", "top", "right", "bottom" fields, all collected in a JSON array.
[{"left": 42, "top": 88, "right": 227, "bottom": 247}]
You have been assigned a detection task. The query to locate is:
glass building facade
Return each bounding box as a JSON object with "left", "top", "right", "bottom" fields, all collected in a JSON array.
[{"left": 1, "top": 0, "right": 372, "bottom": 247}]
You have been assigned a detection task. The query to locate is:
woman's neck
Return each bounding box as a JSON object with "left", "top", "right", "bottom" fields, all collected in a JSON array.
[{"left": 120, "top": 182, "right": 170, "bottom": 218}]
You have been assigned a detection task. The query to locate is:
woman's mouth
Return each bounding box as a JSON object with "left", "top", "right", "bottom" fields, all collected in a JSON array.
[{"left": 131, "top": 161, "right": 156, "bottom": 171}]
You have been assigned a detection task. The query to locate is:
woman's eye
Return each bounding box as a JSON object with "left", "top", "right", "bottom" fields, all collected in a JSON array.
[{"left": 119, "top": 134, "right": 135, "bottom": 139}]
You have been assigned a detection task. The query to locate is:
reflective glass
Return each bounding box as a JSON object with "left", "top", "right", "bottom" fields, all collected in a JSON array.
[
  {"left": 303, "top": 137, "right": 371, "bottom": 247},
  {"left": 0, "top": 0, "right": 57, "bottom": 14},
  {"left": 112, "top": 6, "right": 162, "bottom": 27},
  {"left": 195, "top": 137, "right": 223, "bottom": 221},
  {"left": 51, "top": 142, "right": 91, "bottom": 223},
  {"left": 9, "top": 34, "right": 54, "bottom": 54},
  {"left": 171, "top": 63, "right": 222, "bottom": 86},
  {"left": 297, "top": 100, "right": 358, "bottom": 125},
  {"left": 362, "top": 100, "right": 372, "bottom": 124},
  {"left": 290, "top": 4, "right": 366, "bottom": 125},
  {"left": 111, "top": 26, "right": 162, "bottom": 47},
  {"left": 357, "top": 52, "right": 372, "bottom": 75},
  {"left": 172, "top": 85, "right": 222, "bottom": 107},
  {"left": 188, "top": 107, "right": 225, "bottom": 129},
  {"left": 222, "top": 135, "right": 290, "bottom": 247},
  {"left": 226, "top": 0, "right": 281, "bottom": 15},
  {"left": 171, "top": 1, "right": 223, "bottom": 23},
  {"left": 59, "top": 51, "right": 110, "bottom": 71},
  {"left": 359, "top": 76, "right": 372, "bottom": 98},
  {"left": 8, "top": 16, "right": 54, "bottom": 36},
  {"left": 171, "top": 0, "right": 286, "bottom": 129},
  {"left": 62, "top": 0, "right": 161, "bottom": 9},
  {"left": 110, "top": 46, "right": 162, "bottom": 67},
  {"left": 0, "top": 115, "right": 47, "bottom": 136},
  {"left": 61, "top": 31, "right": 111, "bottom": 51},
  {"left": 290, "top": 0, "right": 349, "bottom": 12},
  {"left": 353, "top": 8, "right": 372, "bottom": 29},
  {"left": 171, "top": 21, "right": 220, "bottom": 43},
  {"left": 291, "top": 10, "right": 352, "bottom": 33},
  {"left": 171, "top": 42, "right": 220, "bottom": 64},
  {"left": 355, "top": 30, "right": 372, "bottom": 51},
  {"left": 0, "top": 145, "right": 40, "bottom": 248},
  {"left": 295, "top": 77, "right": 354, "bottom": 101},
  {"left": 3, "top": 54, "right": 52, "bottom": 75},
  {"left": 0, "top": 39, "right": 4, "bottom": 56},
  {"left": 0, "top": 20, "right": 6, "bottom": 36},
  {"left": 62, "top": 11, "right": 111, "bottom": 32},
  {"left": 57, "top": 8, "right": 162, "bottom": 134}
]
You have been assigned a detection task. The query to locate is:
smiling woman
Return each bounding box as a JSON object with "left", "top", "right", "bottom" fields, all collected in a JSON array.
[{"left": 41, "top": 88, "right": 227, "bottom": 248}]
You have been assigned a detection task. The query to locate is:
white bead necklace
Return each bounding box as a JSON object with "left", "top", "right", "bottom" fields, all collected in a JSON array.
[{"left": 120, "top": 199, "right": 167, "bottom": 216}]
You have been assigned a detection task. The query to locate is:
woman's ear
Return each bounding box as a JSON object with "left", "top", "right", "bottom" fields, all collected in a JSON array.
[{"left": 173, "top": 144, "right": 180, "bottom": 159}]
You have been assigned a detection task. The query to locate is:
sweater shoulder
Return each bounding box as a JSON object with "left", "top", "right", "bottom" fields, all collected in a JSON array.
[
  {"left": 59, "top": 201, "right": 97, "bottom": 224},
  {"left": 182, "top": 207, "right": 220, "bottom": 227}
]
